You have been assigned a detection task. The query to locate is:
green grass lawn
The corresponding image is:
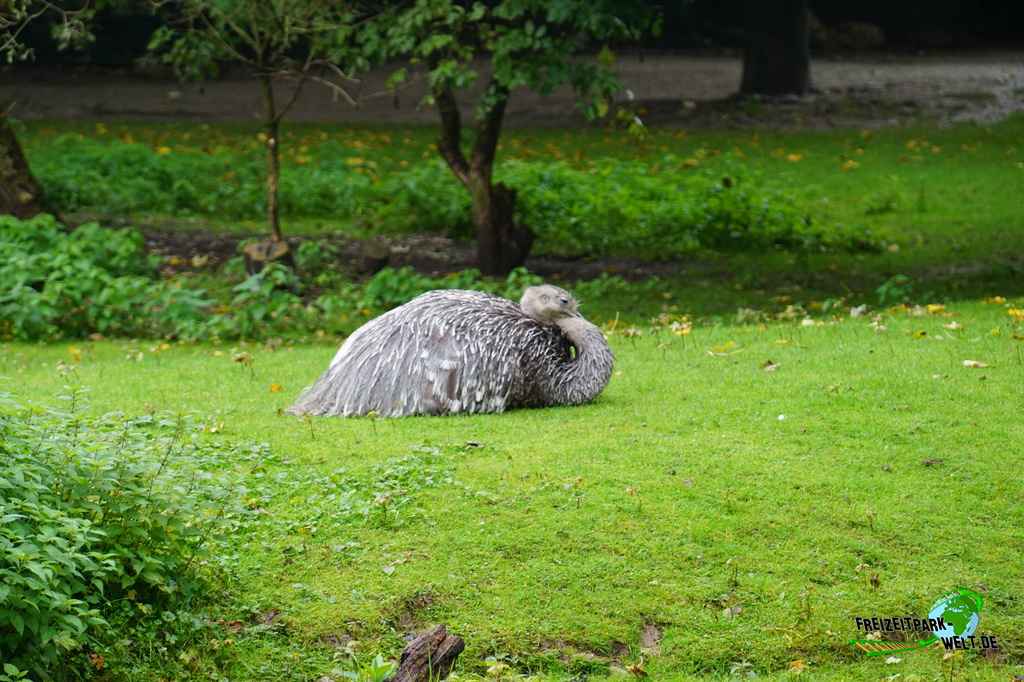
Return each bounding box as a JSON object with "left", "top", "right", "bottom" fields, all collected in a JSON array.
[
  {"left": 5, "top": 299, "right": 1023, "bottom": 680},
  {"left": 9, "top": 115, "right": 1024, "bottom": 678}
]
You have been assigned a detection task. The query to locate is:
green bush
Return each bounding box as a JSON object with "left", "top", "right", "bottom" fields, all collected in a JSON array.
[
  {"left": 370, "top": 162, "right": 471, "bottom": 234},
  {"left": 0, "top": 217, "right": 334, "bottom": 341},
  {"left": 500, "top": 158, "right": 878, "bottom": 257},
  {"left": 0, "top": 214, "right": 212, "bottom": 340},
  {"left": 31, "top": 137, "right": 879, "bottom": 256},
  {"left": 33, "top": 136, "right": 376, "bottom": 220},
  {"left": 0, "top": 216, "right": 553, "bottom": 341},
  {"left": 354, "top": 266, "right": 542, "bottom": 311},
  {"left": 0, "top": 388, "right": 239, "bottom": 678}
]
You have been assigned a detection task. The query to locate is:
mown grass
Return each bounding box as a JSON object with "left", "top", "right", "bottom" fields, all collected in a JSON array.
[
  {"left": 4, "top": 298, "right": 1024, "bottom": 680},
  {"left": 11, "top": 115, "right": 1024, "bottom": 678}
]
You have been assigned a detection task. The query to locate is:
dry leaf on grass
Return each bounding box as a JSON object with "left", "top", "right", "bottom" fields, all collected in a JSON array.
[{"left": 708, "top": 341, "right": 740, "bottom": 356}]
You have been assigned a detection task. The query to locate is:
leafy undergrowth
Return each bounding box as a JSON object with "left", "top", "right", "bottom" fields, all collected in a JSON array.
[
  {"left": 21, "top": 116, "right": 1024, "bottom": 265},
  {"left": 19, "top": 117, "right": 1024, "bottom": 320},
  {"left": 0, "top": 378, "right": 459, "bottom": 681},
  {"left": 3, "top": 297, "right": 1023, "bottom": 680},
  {"left": 0, "top": 383, "right": 256, "bottom": 679},
  {"left": 26, "top": 132, "right": 881, "bottom": 257},
  {"left": 0, "top": 215, "right": 549, "bottom": 342}
]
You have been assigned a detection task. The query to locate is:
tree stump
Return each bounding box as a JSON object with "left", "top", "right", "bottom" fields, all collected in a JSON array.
[
  {"left": 389, "top": 624, "right": 464, "bottom": 682},
  {"left": 243, "top": 238, "right": 293, "bottom": 274},
  {"left": 359, "top": 237, "right": 391, "bottom": 274}
]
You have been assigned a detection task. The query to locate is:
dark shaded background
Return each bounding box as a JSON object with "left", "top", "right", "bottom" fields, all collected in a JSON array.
[
  {"left": 664, "top": 0, "right": 1024, "bottom": 50},
  {"left": 15, "top": 0, "right": 1024, "bottom": 68}
]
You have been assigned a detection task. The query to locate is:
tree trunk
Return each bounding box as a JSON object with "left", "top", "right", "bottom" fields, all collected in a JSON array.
[
  {"left": 468, "top": 176, "right": 532, "bottom": 276},
  {"left": 0, "top": 112, "right": 50, "bottom": 219},
  {"left": 244, "top": 74, "right": 292, "bottom": 273},
  {"left": 433, "top": 82, "right": 533, "bottom": 277},
  {"left": 260, "top": 74, "right": 283, "bottom": 243},
  {"left": 740, "top": 0, "right": 811, "bottom": 96},
  {"left": 389, "top": 624, "right": 464, "bottom": 682}
]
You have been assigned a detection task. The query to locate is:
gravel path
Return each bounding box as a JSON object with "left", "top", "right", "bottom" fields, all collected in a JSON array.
[{"left": 3, "top": 51, "right": 1023, "bottom": 127}]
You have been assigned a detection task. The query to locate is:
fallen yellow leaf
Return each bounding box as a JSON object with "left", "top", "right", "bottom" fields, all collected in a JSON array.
[
  {"left": 708, "top": 340, "right": 739, "bottom": 356},
  {"left": 270, "top": 383, "right": 283, "bottom": 393}
]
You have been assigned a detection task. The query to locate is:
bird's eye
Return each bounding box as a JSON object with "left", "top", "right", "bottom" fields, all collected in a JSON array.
[{"left": 560, "top": 297, "right": 569, "bottom": 304}]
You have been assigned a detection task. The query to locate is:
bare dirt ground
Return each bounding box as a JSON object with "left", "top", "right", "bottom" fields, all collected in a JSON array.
[{"left": 3, "top": 51, "right": 1023, "bottom": 128}]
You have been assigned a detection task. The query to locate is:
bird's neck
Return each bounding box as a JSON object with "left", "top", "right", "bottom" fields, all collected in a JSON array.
[{"left": 550, "top": 316, "right": 614, "bottom": 405}]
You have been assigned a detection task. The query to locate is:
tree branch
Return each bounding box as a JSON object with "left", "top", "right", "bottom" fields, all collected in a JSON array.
[
  {"left": 307, "top": 74, "right": 357, "bottom": 106},
  {"left": 270, "top": 53, "right": 314, "bottom": 123},
  {"left": 434, "top": 84, "right": 470, "bottom": 187},
  {"left": 469, "top": 80, "right": 509, "bottom": 182}
]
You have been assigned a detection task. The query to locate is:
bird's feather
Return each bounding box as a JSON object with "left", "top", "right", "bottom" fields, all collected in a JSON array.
[{"left": 289, "top": 289, "right": 594, "bottom": 417}]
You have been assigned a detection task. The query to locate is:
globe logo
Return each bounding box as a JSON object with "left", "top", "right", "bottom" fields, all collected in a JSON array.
[
  {"left": 928, "top": 587, "right": 983, "bottom": 641},
  {"left": 851, "top": 587, "right": 996, "bottom": 655}
]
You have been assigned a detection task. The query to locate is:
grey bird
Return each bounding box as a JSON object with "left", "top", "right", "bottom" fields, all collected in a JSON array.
[{"left": 288, "top": 284, "right": 614, "bottom": 417}]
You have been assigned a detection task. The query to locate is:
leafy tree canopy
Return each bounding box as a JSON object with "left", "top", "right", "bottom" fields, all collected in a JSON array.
[
  {"left": 1, "top": 0, "right": 105, "bottom": 63},
  {"left": 370, "top": 0, "right": 655, "bottom": 275},
  {"left": 380, "top": 0, "right": 655, "bottom": 119},
  {"left": 147, "top": 0, "right": 368, "bottom": 92}
]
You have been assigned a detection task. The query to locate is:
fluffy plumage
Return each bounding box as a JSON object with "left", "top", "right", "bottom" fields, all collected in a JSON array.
[{"left": 288, "top": 286, "right": 613, "bottom": 417}]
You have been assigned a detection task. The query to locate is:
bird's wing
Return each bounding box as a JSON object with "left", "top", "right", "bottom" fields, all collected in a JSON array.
[{"left": 289, "top": 305, "right": 516, "bottom": 417}]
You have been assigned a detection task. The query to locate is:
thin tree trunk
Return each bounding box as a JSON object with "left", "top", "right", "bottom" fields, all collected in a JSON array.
[
  {"left": 0, "top": 111, "right": 51, "bottom": 219},
  {"left": 434, "top": 83, "right": 533, "bottom": 277},
  {"left": 740, "top": 0, "right": 810, "bottom": 96},
  {"left": 260, "top": 74, "right": 283, "bottom": 242},
  {"left": 242, "top": 74, "right": 291, "bottom": 273}
]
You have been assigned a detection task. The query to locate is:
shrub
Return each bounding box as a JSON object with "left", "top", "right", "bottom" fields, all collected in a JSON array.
[
  {"left": 0, "top": 214, "right": 211, "bottom": 340},
  {"left": 208, "top": 263, "right": 309, "bottom": 339},
  {"left": 370, "top": 162, "right": 471, "bottom": 234},
  {"left": 355, "top": 266, "right": 542, "bottom": 311},
  {"left": 0, "top": 387, "right": 240, "bottom": 678},
  {"left": 500, "top": 158, "right": 879, "bottom": 257},
  {"left": 31, "top": 137, "right": 880, "bottom": 256},
  {"left": 0, "top": 216, "right": 554, "bottom": 340}
]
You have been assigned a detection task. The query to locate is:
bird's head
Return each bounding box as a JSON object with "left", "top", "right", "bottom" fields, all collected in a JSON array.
[{"left": 520, "top": 284, "right": 579, "bottom": 322}]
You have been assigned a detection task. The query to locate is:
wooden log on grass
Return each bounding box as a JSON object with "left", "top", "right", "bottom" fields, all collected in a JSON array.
[{"left": 390, "top": 624, "right": 465, "bottom": 682}]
